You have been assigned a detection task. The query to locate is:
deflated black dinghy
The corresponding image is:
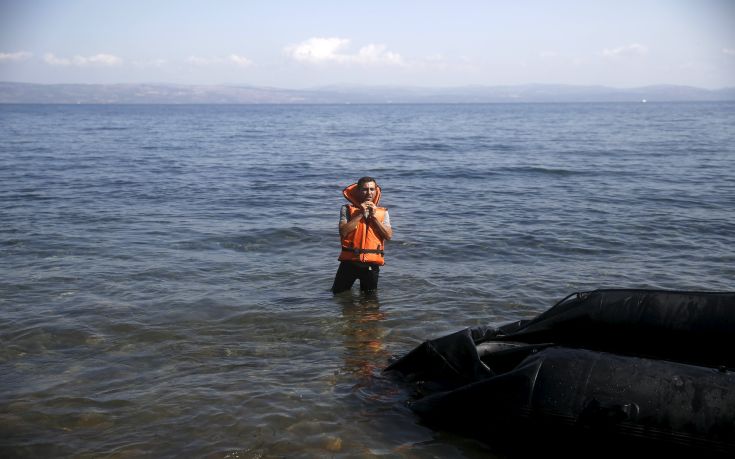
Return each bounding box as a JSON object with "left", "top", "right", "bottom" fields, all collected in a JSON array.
[{"left": 385, "top": 289, "right": 735, "bottom": 457}]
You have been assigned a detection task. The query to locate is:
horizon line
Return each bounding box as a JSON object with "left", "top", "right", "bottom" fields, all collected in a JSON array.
[{"left": 2, "top": 81, "right": 734, "bottom": 91}]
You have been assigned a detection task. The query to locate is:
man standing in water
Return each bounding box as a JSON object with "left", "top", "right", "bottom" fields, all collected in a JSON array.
[{"left": 332, "top": 177, "right": 393, "bottom": 294}]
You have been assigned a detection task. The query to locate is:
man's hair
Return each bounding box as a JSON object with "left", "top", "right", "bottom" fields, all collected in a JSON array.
[{"left": 357, "top": 176, "right": 377, "bottom": 188}]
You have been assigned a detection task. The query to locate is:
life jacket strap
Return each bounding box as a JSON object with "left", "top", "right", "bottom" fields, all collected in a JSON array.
[{"left": 341, "top": 246, "right": 384, "bottom": 255}]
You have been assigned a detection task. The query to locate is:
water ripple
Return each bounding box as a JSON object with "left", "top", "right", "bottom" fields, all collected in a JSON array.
[{"left": 1, "top": 102, "right": 734, "bottom": 457}]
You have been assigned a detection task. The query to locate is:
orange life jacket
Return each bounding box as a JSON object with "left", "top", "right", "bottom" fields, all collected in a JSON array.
[{"left": 338, "top": 183, "right": 387, "bottom": 265}]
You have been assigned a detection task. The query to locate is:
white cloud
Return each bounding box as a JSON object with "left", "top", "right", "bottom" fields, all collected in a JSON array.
[
  {"left": 44, "top": 53, "right": 122, "bottom": 66},
  {"left": 285, "top": 37, "right": 349, "bottom": 63},
  {"left": 0, "top": 51, "right": 33, "bottom": 62},
  {"left": 602, "top": 43, "right": 649, "bottom": 58},
  {"left": 44, "top": 53, "right": 71, "bottom": 65},
  {"left": 723, "top": 48, "right": 735, "bottom": 56},
  {"left": 284, "top": 37, "right": 404, "bottom": 66},
  {"left": 186, "top": 54, "right": 254, "bottom": 67},
  {"left": 85, "top": 54, "right": 123, "bottom": 66},
  {"left": 229, "top": 54, "right": 253, "bottom": 67},
  {"left": 354, "top": 44, "right": 403, "bottom": 65}
]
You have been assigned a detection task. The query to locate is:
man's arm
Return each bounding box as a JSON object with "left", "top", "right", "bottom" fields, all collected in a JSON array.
[
  {"left": 339, "top": 203, "right": 393, "bottom": 240},
  {"left": 371, "top": 215, "right": 392, "bottom": 240},
  {"left": 339, "top": 210, "right": 363, "bottom": 238}
]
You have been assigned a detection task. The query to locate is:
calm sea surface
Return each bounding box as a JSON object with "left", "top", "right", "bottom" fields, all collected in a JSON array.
[{"left": 1, "top": 102, "right": 734, "bottom": 457}]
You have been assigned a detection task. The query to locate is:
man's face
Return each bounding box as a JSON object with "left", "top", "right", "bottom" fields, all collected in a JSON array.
[{"left": 358, "top": 182, "right": 377, "bottom": 203}]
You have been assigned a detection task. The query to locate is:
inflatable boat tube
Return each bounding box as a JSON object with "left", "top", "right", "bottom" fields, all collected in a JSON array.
[{"left": 386, "top": 289, "right": 735, "bottom": 456}]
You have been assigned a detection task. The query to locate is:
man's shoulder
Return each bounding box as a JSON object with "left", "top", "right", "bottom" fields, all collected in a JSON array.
[{"left": 339, "top": 204, "right": 351, "bottom": 220}]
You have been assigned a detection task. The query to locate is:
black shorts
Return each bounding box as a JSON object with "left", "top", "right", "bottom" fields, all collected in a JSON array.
[{"left": 331, "top": 261, "right": 380, "bottom": 293}]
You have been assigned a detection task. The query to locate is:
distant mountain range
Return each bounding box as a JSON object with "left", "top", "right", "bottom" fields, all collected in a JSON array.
[{"left": 1, "top": 81, "right": 734, "bottom": 104}]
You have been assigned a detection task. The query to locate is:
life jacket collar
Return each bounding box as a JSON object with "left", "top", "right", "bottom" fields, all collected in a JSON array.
[{"left": 343, "top": 182, "right": 381, "bottom": 207}]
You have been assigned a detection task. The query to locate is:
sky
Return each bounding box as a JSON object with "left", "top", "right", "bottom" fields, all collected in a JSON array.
[{"left": 1, "top": 0, "right": 734, "bottom": 89}]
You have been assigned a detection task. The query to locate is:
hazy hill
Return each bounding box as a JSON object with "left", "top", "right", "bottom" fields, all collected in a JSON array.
[{"left": 1, "top": 81, "right": 733, "bottom": 104}]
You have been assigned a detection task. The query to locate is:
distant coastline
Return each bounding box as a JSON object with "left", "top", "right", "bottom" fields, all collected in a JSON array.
[{"left": 1, "top": 81, "right": 734, "bottom": 104}]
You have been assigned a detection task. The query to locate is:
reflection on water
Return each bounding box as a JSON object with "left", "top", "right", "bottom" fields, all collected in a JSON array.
[
  {"left": 336, "top": 290, "right": 416, "bottom": 409},
  {"left": 331, "top": 292, "right": 499, "bottom": 458},
  {"left": 339, "top": 293, "right": 389, "bottom": 387}
]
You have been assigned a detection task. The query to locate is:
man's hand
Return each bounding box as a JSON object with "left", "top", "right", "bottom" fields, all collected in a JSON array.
[{"left": 361, "top": 201, "right": 376, "bottom": 218}]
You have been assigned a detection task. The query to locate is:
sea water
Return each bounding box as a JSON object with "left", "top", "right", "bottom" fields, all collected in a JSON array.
[{"left": 1, "top": 102, "right": 734, "bottom": 457}]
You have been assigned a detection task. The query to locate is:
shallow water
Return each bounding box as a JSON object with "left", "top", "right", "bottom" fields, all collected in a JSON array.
[{"left": 1, "top": 102, "right": 734, "bottom": 457}]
